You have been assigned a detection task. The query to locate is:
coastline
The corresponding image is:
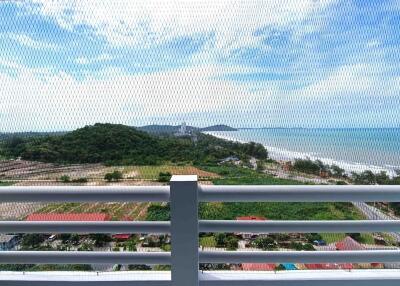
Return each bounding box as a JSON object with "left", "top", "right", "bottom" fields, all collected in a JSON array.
[{"left": 205, "top": 131, "right": 398, "bottom": 177}]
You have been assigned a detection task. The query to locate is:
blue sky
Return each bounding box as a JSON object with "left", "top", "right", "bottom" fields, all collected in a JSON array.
[{"left": 0, "top": 0, "right": 399, "bottom": 131}]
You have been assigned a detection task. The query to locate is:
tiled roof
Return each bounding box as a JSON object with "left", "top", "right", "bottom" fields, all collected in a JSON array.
[
  {"left": 241, "top": 263, "right": 276, "bottom": 271},
  {"left": 336, "top": 236, "right": 365, "bottom": 251}
]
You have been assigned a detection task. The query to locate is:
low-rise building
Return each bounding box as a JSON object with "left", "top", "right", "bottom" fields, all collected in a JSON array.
[{"left": 0, "top": 234, "right": 19, "bottom": 251}]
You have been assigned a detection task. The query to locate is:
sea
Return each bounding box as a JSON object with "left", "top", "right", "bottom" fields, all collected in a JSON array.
[{"left": 206, "top": 128, "right": 400, "bottom": 176}]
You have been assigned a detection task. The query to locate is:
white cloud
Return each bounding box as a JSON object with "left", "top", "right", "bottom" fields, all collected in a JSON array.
[
  {"left": 9, "top": 34, "right": 58, "bottom": 49},
  {"left": 2, "top": 59, "right": 397, "bottom": 132},
  {"left": 75, "top": 53, "right": 113, "bottom": 65},
  {"left": 25, "top": 0, "right": 337, "bottom": 50},
  {"left": 0, "top": 63, "right": 277, "bottom": 131}
]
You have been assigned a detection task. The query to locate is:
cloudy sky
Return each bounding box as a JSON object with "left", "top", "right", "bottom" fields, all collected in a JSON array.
[{"left": 0, "top": 0, "right": 399, "bottom": 131}]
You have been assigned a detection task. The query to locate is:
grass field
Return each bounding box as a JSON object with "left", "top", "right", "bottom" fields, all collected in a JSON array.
[
  {"left": 123, "top": 165, "right": 219, "bottom": 180},
  {"left": 200, "top": 236, "right": 217, "bottom": 247},
  {"left": 36, "top": 202, "right": 150, "bottom": 221},
  {"left": 320, "top": 233, "right": 375, "bottom": 244}
]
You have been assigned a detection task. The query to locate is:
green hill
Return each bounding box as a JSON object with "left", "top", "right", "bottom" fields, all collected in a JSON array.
[{"left": 0, "top": 123, "right": 267, "bottom": 165}]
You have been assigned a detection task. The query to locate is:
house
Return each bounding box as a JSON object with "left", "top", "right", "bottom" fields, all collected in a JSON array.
[
  {"left": 241, "top": 263, "right": 276, "bottom": 271},
  {"left": 305, "top": 263, "right": 353, "bottom": 270},
  {"left": 220, "top": 156, "right": 241, "bottom": 165},
  {"left": 236, "top": 216, "right": 267, "bottom": 239},
  {"left": 279, "top": 263, "right": 297, "bottom": 270},
  {"left": 335, "top": 236, "right": 365, "bottom": 251},
  {"left": 112, "top": 234, "right": 132, "bottom": 241},
  {"left": 0, "top": 234, "right": 19, "bottom": 251},
  {"left": 282, "top": 161, "right": 293, "bottom": 172},
  {"left": 26, "top": 213, "right": 110, "bottom": 221}
]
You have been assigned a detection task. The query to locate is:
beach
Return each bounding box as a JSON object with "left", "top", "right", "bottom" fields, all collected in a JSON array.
[{"left": 206, "top": 128, "right": 400, "bottom": 176}]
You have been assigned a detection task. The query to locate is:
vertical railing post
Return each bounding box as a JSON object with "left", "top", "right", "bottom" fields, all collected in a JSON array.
[{"left": 170, "top": 175, "right": 199, "bottom": 286}]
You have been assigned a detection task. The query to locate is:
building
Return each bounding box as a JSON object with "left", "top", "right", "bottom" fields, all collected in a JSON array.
[
  {"left": 175, "top": 122, "right": 189, "bottom": 137},
  {"left": 220, "top": 156, "right": 241, "bottom": 166},
  {"left": 0, "top": 234, "right": 19, "bottom": 251},
  {"left": 279, "top": 263, "right": 297, "bottom": 270},
  {"left": 335, "top": 236, "right": 365, "bottom": 251},
  {"left": 236, "top": 216, "right": 267, "bottom": 239},
  {"left": 241, "top": 263, "right": 276, "bottom": 271},
  {"left": 305, "top": 263, "right": 353, "bottom": 270},
  {"left": 26, "top": 213, "right": 110, "bottom": 221}
]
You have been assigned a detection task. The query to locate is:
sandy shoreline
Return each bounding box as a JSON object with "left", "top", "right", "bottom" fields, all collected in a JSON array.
[{"left": 205, "top": 132, "right": 398, "bottom": 177}]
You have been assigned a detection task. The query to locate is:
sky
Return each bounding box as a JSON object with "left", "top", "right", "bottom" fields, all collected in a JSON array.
[{"left": 0, "top": 0, "right": 399, "bottom": 131}]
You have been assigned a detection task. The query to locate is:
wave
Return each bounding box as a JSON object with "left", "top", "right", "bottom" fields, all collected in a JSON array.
[{"left": 205, "top": 132, "right": 399, "bottom": 177}]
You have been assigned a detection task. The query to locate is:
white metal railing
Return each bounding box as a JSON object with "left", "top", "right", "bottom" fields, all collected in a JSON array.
[{"left": 0, "top": 175, "right": 400, "bottom": 286}]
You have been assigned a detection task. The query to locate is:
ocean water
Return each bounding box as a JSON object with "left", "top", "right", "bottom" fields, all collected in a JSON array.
[{"left": 207, "top": 128, "right": 400, "bottom": 176}]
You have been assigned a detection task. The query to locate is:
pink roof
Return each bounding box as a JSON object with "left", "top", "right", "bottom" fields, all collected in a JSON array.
[
  {"left": 112, "top": 234, "right": 131, "bottom": 240},
  {"left": 26, "top": 213, "right": 110, "bottom": 221},
  {"left": 236, "top": 216, "right": 266, "bottom": 221},
  {"left": 336, "top": 236, "right": 365, "bottom": 251},
  {"left": 241, "top": 263, "right": 276, "bottom": 271}
]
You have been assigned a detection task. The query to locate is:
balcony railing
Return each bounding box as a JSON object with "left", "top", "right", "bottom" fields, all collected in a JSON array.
[{"left": 1, "top": 175, "right": 400, "bottom": 285}]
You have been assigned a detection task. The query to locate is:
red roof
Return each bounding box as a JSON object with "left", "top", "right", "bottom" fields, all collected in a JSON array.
[
  {"left": 241, "top": 263, "right": 276, "bottom": 271},
  {"left": 336, "top": 236, "right": 365, "bottom": 251},
  {"left": 26, "top": 213, "right": 110, "bottom": 221},
  {"left": 236, "top": 216, "right": 266, "bottom": 221},
  {"left": 305, "top": 263, "right": 353, "bottom": 270},
  {"left": 112, "top": 234, "right": 131, "bottom": 240}
]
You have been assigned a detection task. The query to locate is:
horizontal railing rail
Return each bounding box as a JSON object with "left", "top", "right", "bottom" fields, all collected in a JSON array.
[
  {"left": 0, "top": 186, "right": 170, "bottom": 202},
  {"left": 199, "top": 185, "right": 400, "bottom": 202},
  {"left": 1, "top": 176, "right": 400, "bottom": 286},
  {"left": 0, "top": 221, "right": 170, "bottom": 234},
  {"left": 199, "top": 220, "right": 400, "bottom": 233},
  {"left": 0, "top": 251, "right": 171, "bottom": 265},
  {"left": 3, "top": 220, "right": 400, "bottom": 234}
]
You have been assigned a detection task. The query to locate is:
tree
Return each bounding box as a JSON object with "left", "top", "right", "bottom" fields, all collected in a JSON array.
[
  {"left": 128, "top": 264, "right": 151, "bottom": 270},
  {"left": 225, "top": 236, "right": 239, "bottom": 251},
  {"left": 330, "top": 165, "right": 345, "bottom": 178},
  {"left": 158, "top": 172, "right": 172, "bottom": 182},
  {"left": 254, "top": 237, "right": 277, "bottom": 250},
  {"left": 60, "top": 175, "right": 71, "bottom": 183},
  {"left": 215, "top": 233, "right": 227, "bottom": 247},
  {"left": 21, "top": 234, "right": 45, "bottom": 249},
  {"left": 89, "top": 234, "right": 111, "bottom": 247},
  {"left": 105, "top": 170, "right": 123, "bottom": 182}
]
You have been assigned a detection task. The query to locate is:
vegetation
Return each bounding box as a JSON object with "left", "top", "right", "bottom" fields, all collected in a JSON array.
[
  {"left": 253, "top": 237, "right": 277, "bottom": 250},
  {"left": 104, "top": 170, "right": 123, "bottom": 182},
  {"left": 158, "top": 172, "right": 172, "bottom": 182},
  {"left": 0, "top": 264, "right": 92, "bottom": 272},
  {"left": 0, "top": 181, "right": 13, "bottom": 186},
  {"left": 1, "top": 123, "right": 268, "bottom": 165}
]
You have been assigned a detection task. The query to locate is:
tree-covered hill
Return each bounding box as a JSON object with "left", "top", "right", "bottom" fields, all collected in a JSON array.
[{"left": 0, "top": 123, "right": 267, "bottom": 165}]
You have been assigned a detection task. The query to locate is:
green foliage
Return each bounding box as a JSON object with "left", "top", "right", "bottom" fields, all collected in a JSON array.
[
  {"left": 305, "top": 233, "right": 323, "bottom": 243},
  {"left": 289, "top": 242, "right": 315, "bottom": 251},
  {"left": 128, "top": 264, "right": 151, "bottom": 270},
  {"left": 59, "top": 175, "right": 71, "bottom": 183},
  {"left": 158, "top": 172, "right": 172, "bottom": 182},
  {"left": 293, "top": 159, "right": 322, "bottom": 175},
  {"left": 351, "top": 170, "right": 391, "bottom": 185},
  {"left": 146, "top": 203, "right": 170, "bottom": 221},
  {"left": 254, "top": 237, "right": 277, "bottom": 250},
  {"left": 105, "top": 170, "right": 123, "bottom": 182},
  {"left": 78, "top": 242, "right": 94, "bottom": 251},
  {"left": 21, "top": 234, "right": 45, "bottom": 249},
  {"left": 0, "top": 264, "right": 92, "bottom": 272},
  {"left": 89, "top": 234, "right": 111, "bottom": 247},
  {"left": 225, "top": 236, "right": 239, "bottom": 250},
  {"left": 2, "top": 123, "right": 268, "bottom": 165}
]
